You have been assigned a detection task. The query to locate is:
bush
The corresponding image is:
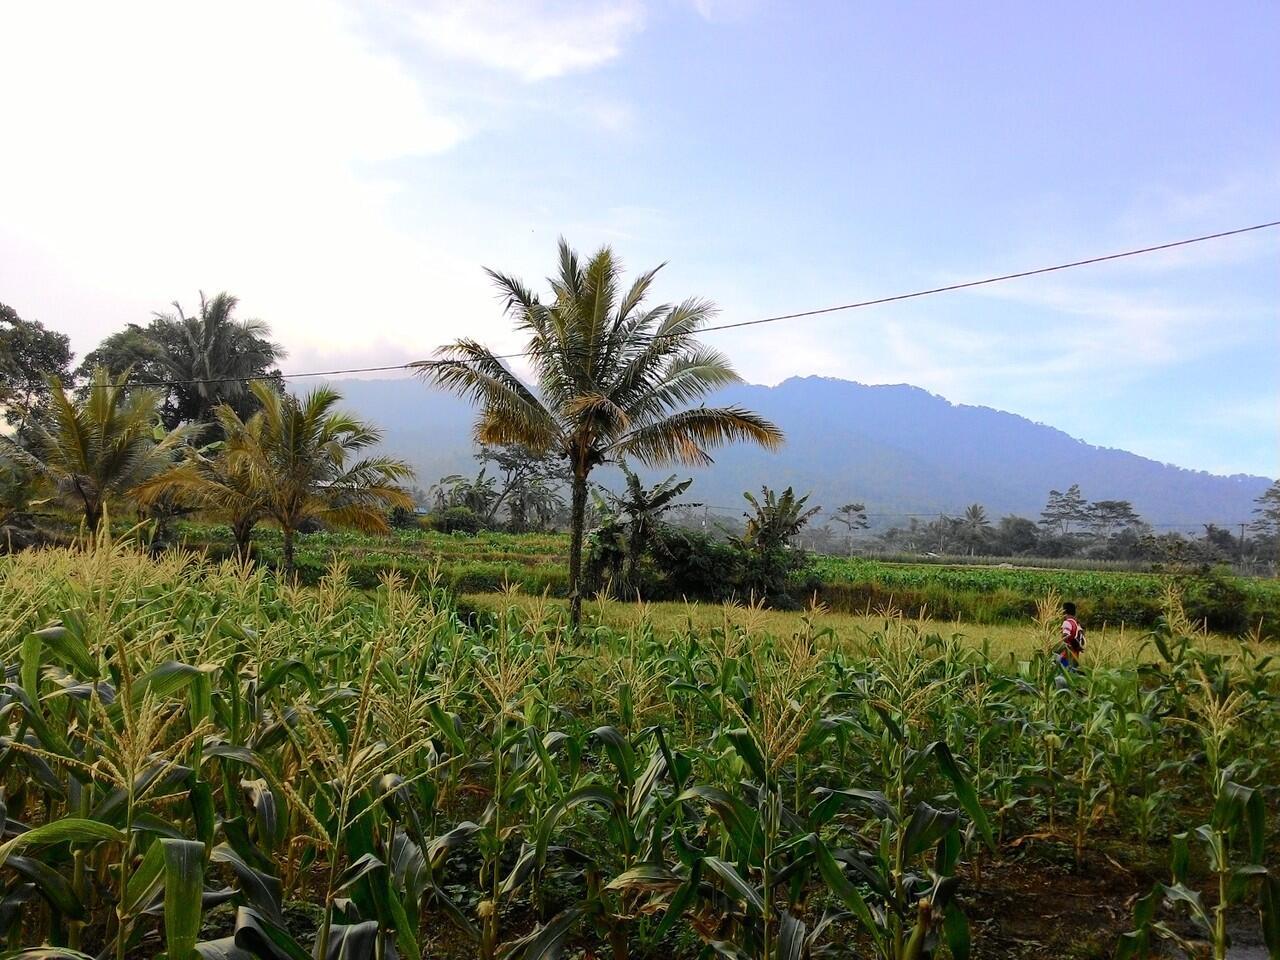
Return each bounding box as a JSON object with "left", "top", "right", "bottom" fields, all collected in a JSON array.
[
  {"left": 647, "top": 527, "right": 742, "bottom": 602},
  {"left": 426, "top": 506, "right": 485, "bottom": 535}
]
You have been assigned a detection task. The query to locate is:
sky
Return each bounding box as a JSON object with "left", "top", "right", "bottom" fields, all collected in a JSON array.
[{"left": 1, "top": 0, "right": 1276, "bottom": 478}]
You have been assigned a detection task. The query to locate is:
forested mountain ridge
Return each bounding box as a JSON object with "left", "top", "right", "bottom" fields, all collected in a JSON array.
[{"left": 323, "top": 374, "right": 1271, "bottom": 528}]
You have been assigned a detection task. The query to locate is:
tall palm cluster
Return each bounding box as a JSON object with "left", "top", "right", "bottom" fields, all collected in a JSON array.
[
  {"left": 0, "top": 293, "right": 414, "bottom": 569},
  {"left": 421, "top": 239, "right": 784, "bottom": 624}
]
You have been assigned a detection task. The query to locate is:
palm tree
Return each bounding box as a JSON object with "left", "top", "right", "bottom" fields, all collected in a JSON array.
[
  {"left": 962, "top": 503, "right": 990, "bottom": 555},
  {"left": 0, "top": 367, "right": 198, "bottom": 531},
  {"left": 203, "top": 381, "right": 414, "bottom": 576},
  {"left": 158, "top": 291, "right": 284, "bottom": 424},
  {"left": 418, "top": 239, "right": 783, "bottom": 626},
  {"left": 136, "top": 437, "right": 266, "bottom": 562}
]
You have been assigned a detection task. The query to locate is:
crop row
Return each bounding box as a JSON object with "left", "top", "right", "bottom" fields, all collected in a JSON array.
[{"left": 0, "top": 542, "right": 1276, "bottom": 958}]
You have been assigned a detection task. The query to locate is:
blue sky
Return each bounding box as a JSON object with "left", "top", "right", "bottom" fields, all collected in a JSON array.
[{"left": 1, "top": 1, "right": 1276, "bottom": 477}]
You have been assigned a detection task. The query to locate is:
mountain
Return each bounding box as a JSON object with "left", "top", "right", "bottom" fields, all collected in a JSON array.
[{"left": 315, "top": 375, "right": 1272, "bottom": 530}]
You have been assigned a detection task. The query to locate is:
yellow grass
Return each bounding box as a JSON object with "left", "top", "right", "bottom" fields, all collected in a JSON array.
[{"left": 461, "top": 592, "right": 1246, "bottom": 666}]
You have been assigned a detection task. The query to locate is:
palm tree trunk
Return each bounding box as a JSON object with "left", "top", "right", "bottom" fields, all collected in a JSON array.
[
  {"left": 568, "top": 472, "right": 588, "bottom": 629},
  {"left": 282, "top": 526, "right": 295, "bottom": 580},
  {"left": 233, "top": 518, "right": 254, "bottom": 564}
]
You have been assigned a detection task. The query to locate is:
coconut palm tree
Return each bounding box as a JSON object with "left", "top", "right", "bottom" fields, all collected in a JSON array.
[
  {"left": 80, "top": 291, "right": 285, "bottom": 428},
  {"left": 209, "top": 381, "right": 414, "bottom": 576},
  {"left": 0, "top": 367, "right": 198, "bottom": 531},
  {"left": 962, "top": 503, "right": 991, "bottom": 555},
  {"left": 159, "top": 291, "right": 284, "bottom": 424},
  {"left": 136, "top": 436, "right": 266, "bottom": 563},
  {"left": 418, "top": 239, "right": 784, "bottom": 626}
]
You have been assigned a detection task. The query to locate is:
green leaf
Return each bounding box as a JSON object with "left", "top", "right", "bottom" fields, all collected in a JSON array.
[
  {"left": 652, "top": 861, "right": 700, "bottom": 943},
  {"left": 501, "top": 905, "right": 587, "bottom": 960},
  {"left": 210, "top": 844, "right": 284, "bottom": 925},
  {"left": 232, "top": 907, "right": 310, "bottom": 960},
  {"left": 0, "top": 818, "right": 124, "bottom": 870},
  {"left": 704, "top": 857, "right": 763, "bottom": 915},
  {"left": 121, "top": 840, "right": 166, "bottom": 918},
  {"left": 810, "top": 835, "right": 885, "bottom": 952},
  {"left": 1162, "top": 882, "right": 1212, "bottom": 936},
  {"left": 322, "top": 922, "right": 380, "bottom": 960},
  {"left": 812, "top": 787, "right": 895, "bottom": 825},
  {"left": 1170, "top": 832, "right": 1190, "bottom": 883},
  {"left": 904, "top": 802, "right": 958, "bottom": 859},
  {"left": 941, "top": 903, "right": 971, "bottom": 960},
  {"left": 25, "top": 625, "right": 97, "bottom": 684},
  {"left": 162, "top": 838, "right": 206, "bottom": 960},
  {"left": 335, "top": 853, "right": 384, "bottom": 894},
  {"left": 725, "top": 728, "right": 767, "bottom": 783},
  {"left": 193, "top": 939, "right": 253, "bottom": 959},
  {"left": 776, "top": 910, "right": 806, "bottom": 960},
  {"left": 931, "top": 741, "right": 995, "bottom": 852},
  {"left": 4, "top": 856, "right": 84, "bottom": 920}
]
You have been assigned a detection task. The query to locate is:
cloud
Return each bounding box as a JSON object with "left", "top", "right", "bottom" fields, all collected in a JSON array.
[
  {"left": 409, "top": 0, "right": 645, "bottom": 81},
  {"left": 0, "top": 0, "right": 493, "bottom": 364},
  {"left": 690, "top": 0, "right": 763, "bottom": 23}
]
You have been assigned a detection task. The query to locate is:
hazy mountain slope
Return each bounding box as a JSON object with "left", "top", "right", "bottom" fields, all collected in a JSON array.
[{"left": 312, "top": 375, "right": 1272, "bottom": 528}]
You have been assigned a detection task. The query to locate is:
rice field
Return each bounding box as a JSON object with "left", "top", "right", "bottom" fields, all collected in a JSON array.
[{"left": 0, "top": 541, "right": 1277, "bottom": 959}]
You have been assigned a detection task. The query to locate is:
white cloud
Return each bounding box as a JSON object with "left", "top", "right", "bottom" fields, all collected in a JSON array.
[
  {"left": 690, "top": 0, "right": 763, "bottom": 23},
  {"left": 0, "top": 0, "right": 492, "bottom": 364},
  {"left": 409, "top": 0, "right": 645, "bottom": 81}
]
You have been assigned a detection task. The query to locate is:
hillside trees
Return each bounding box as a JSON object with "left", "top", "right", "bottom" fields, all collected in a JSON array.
[{"left": 420, "top": 238, "right": 783, "bottom": 627}]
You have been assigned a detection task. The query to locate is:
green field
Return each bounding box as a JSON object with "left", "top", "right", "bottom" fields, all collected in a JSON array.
[
  {"left": 1, "top": 541, "right": 1276, "bottom": 958},
  {"left": 174, "top": 521, "right": 1280, "bottom": 637}
]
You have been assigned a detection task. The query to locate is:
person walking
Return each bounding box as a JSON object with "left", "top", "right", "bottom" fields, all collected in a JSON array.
[{"left": 1057, "top": 601, "right": 1086, "bottom": 673}]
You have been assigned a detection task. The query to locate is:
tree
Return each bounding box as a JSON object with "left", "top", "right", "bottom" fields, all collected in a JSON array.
[
  {"left": 740, "top": 486, "right": 819, "bottom": 604},
  {"left": 1084, "top": 499, "right": 1142, "bottom": 539},
  {"left": 743, "top": 486, "right": 820, "bottom": 553},
  {"left": 137, "top": 439, "right": 266, "bottom": 563},
  {"left": 832, "top": 502, "right": 868, "bottom": 556},
  {"left": 476, "top": 443, "right": 567, "bottom": 531},
  {"left": 0, "top": 367, "right": 198, "bottom": 530},
  {"left": 926, "top": 514, "right": 964, "bottom": 554},
  {"left": 0, "top": 302, "right": 73, "bottom": 436},
  {"left": 960, "top": 503, "right": 991, "bottom": 555},
  {"left": 434, "top": 469, "right": 499, "bottom": 518},
  {"left": 1040, "top": 484, "right": 1088, "bottom": 535},
  {"left": 419, "top": 239, "right": 783, "bottom": 626},
  {"left": 79, "top": 291, "right": 284, "bottom": 428},
  {"left": 206, "top": 381, "right": 414, "bottom": 576},
  {"left": 607, "top": 462, "right": 694, "bottom": 590},
  {"left": 991, "top": 515, "right": 1039, "bottom": 555},
  {"left": 1252, "top": 480, "right": 1280, "bottom": 538}
]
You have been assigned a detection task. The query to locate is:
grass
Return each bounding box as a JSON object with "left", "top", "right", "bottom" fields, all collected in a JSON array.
[{"left": 460, "top": 591, "right": 1249, "bottom": 666}]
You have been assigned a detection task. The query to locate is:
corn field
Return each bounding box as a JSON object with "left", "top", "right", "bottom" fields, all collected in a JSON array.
[{"left": 0, "top": 541, "right": 1277, "bottom": 959}]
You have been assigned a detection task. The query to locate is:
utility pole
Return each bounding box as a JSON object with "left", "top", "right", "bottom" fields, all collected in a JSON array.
[{"left": 1240, "top": 522, "right": 1247, "bottom": 567}]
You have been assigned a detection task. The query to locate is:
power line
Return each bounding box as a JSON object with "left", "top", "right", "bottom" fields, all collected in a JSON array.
[{"left": 92, "top": 218, "right": 1278, "bottom": 390}]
